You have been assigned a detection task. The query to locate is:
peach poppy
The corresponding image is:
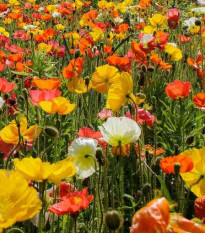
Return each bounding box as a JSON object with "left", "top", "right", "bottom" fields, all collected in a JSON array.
[
  {"left": 193, "top": 93, "right": 205, "bottom": 110},
  {"left": 63, "top": 57, "right": 85, "bottom": 79},
  {"left": 160, "top": 154, "right": 194, "bottom": 174},
  {"left": 32, "top": 78, "right": 62, "bottom": 90},
  {"left": 39, "top": 97, "right": 76, "bottom": 115},
  {"left": 29, "top": 90, "right": 62, "bottom": 106},
  {"left": 165, "top": 80, "right": 191, "bottom": 100},
  {"left": 130, "top": 198, "right": 170, "bottom": 233},
  {"left": 0, "top": 78, "right": 16, "bottom": 93}
]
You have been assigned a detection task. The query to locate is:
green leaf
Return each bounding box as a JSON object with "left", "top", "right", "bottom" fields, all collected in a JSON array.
[
  {"left": 11, "top": 71, "right": 30, "bottom": 76},
  {"left": 157, "top": 175, "right": 172, "bottom": 203}
]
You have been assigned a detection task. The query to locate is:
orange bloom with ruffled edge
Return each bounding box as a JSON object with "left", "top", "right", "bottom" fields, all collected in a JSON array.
[
  {"left": 193, "top": 93, "right": 205, "bottom": 110},
  {"left": 32, "top": 78, "right": 61, "bottom": 90},
  {"left": 63, "top": 57, "right": 85, "bottom": 79}
]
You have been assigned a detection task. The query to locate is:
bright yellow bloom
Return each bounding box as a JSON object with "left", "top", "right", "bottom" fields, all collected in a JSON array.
[
  {"left": 0, "top": 170, "right": 42, "bottom": 232},
  {"left": 38, "top": 43, "right": 52, "bottom": 53},
  {"left": 0, "top": 27, "right": 9, "bottom": 37},
  {"left": 46, "top": 5, "right": 57, "bottom": 13},
  {"left": 89, "top": 28, "right": 104, "bottom": 42},
  {"left": 115, "top": 2, "right": 127, "bottom": 13},
  {"left": 0, "top": 117, "right": 42, "bottom": 144},
  {"left": 149, "top": 14, "right": 166, "bottom": 27},
  {"left": 98, "top": 0, "right": 108, "bottom": 9},
  {"left": 190, "top": 25, "right": 200, "bottom": 34},
  {"left": 180, "top": 147, "right": 205, "bottom": 197},
  {"left": 91, "top": 65, "right": 120, "bottom": 94},
  {"left": 39, "top": 96, "right": 76, "bottom": 115},
  {"left": 14, "top": 157, "right": 76, "bottom": 185},
  {"left": 56, "top": 24, "right": 65, "bottom": 31},
  {"left": 141, "top": 25, "right": 156, "bottom": 34},
  {"left": 3, "top": 18, "right": 12, "bottom": 25},
  {"left": 106, "top": 32, "right": 115, "bottom": 45},
  {"left": 67, "top": 77, "right": 92, "bottom": 94},
  {"left": 9, "top": 0, "right": 19, "bottom": 6},
  {"left": 106, "top": 72, "right": 135, "bottom": 112},
  {"left": 164, "top": 44, "right": 182, "bottom": 61},
  {"left": 67, "top": 32, "right": 80, "bottom": 48}
]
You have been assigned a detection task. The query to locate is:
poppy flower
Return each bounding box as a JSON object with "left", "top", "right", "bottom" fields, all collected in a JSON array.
[
  {"left": 112, "top": 143, "right": 130, "bottom": 156},
  {"left": 0, "top": 170, "right": 42, "bottom": 233},
  {"left": 131, "top": 197, "right": 205, "bottom": 233},
  {"left": 130, "top": 198, "right": 170, "bottom": 233},
  {"left": 68, "top": 137, "right": 98, "bottom": 179},
  {"left": 180, "top": 147, "right": 205, "bottom": 197},
  {"left": 63, "top": 57, "right": 85, "bottom": 79},
  {"left": 32, "top": 78, "right": 62, "bottom": 90},
  {"left": 167, "top": 8, "right": 181, "bottom": 29},
  {"left": 67, "top": 77, "right": 92, "bottom": 94},
  {"left": 39, "top": 97, "right": 76, "bottom": 115},
  {"left": 193, "top": 93, "right": 205, "bottom": 110},
  {"left": 160, "top": 154, "right": 194, "bottom": 174},
  {"left": 14, "top": 157, "right": 76, "bottom": 185},
  {"left": 97, "top": 108, "right": 113, "bottom": 120},
  {"left": 139, "top": 0, "right": 151, "bottom": 9},
  {"left": 99, "top": 117, "right": 141, "bottom": 146},
  {"left": 195, "top": 196, "right": 205, "bottom": 222},
  {"left": 106, "top": 72, "right": 135, "bottom": 112},
  {"left": 0, "top": 77, "right": 16, "bottom": 93},
  {"left": 91, "top": 65, "right": 120, "bottom": 94},
  {"left": 29, "top": 90, "right": 62, "bottom": 106},
  {"left": 165, "top": 80, "right": 191, "bottom": 100},
  {"left": 48, "top": 188, "right": 94, "bottom": 215},
  {"left": 78, "top": 127, "right": 107, "bottom": 148},
  {"left": 0, "top": 117, "right": 42, "bottom": 144},
  {"left": 164, "top": 44, "right": 183, "bottom": 61}
]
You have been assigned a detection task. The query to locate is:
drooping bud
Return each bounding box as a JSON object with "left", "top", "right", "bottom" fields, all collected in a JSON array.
[
  {"left": 44, "top": 126, "right": 60, "bottom": 138},
  {"left": 104, "top": 210, "right": 123, "bottom": 231}
]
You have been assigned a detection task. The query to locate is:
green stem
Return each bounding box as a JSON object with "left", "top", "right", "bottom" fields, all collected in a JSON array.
[{"left": 6, "top": 228, "right": 24, "bottom": 233}]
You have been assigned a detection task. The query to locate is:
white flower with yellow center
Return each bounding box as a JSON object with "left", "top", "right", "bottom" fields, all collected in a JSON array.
[
  {"left": 68, "top": 138, "right": 98, "bottom": 179},
  {"left": 99, "top": 117, "right": 141, "bottom": 146}
]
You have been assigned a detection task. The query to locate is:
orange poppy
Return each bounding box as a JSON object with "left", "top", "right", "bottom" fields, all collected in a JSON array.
[
  {"left": 43, "top": 28, "right": 55, "bottom": 41},
  {"left": 41, "top": 14, "right": 52, "bottom": 21},
  {"left": 8, "top": 12, "right": 22, "bottom": 20},
  {"left": 165, "top": 80, "right": 191, "bottom": 100},
  {"left": 119, "top": 24, "right": 129, "bottom": 33},
  {"left": 193, "top": 93, "right": 205, "bottom": 110},
  {"left": 139, "top": 0, "right": 151, "bottom": 9},
  {"left": 106, "top": 53, "right": 130, "bottom": 72},
  {"left": 112, "top": 144, "right": 130, "bottom": 156},
  {"left": 130, "top": 198, "right": 170, "bottom": 233},
  {"left": 8, "top": 53, "right": 24, "bottom": 63},
  {"left": 0, "top": 4, "right": 8, "bottom": 13},
  {"left": 32, "top": 78, "right": 62, "bottom": 90},
  {"left": 63, "top": 57, "right": 85, "bottom": 79},
  {"left": 160, "top": 154, "right": 194, "bottom": 174}
]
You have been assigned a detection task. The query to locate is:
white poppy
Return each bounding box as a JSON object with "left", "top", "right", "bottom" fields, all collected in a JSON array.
[
  {"left": 99, "top": 117, "right": 141, "bottom": 146},
  {"left": 68, "top": 137, "right": 98, "bottom": 179},
  {"left": 0, "top": 97, "right": 5, "bottom": 109}
]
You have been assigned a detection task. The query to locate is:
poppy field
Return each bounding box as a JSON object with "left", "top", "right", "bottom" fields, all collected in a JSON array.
[{"left": 2, "top": 0, "right": 205, "bottom": 232}]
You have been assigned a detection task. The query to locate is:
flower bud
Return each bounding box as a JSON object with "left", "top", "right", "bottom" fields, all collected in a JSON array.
[
  {"left": 185, "top": 135, "right": 195, "bottom": 145},
  {"left": 147, "top": 66, "right": 155, "bottom": 72},
  {"left": 74, "top": 49, "right": 81, "bottom": 59},
  {"left": 195, "top": 19, "right": 201, "bottom": 26},
  {"left": 3, "top": 93, "right": 9, "bottom": 100},
  {"left": 96, "top": 148, "right": 105, "bottom": 166},
  {"left": 142, "top": 183, "right": 151, "bottom": 195},
  {"left": 23, "top": 88, "right": 28, "bottom": 98},
  {"left": 44, "top": 126, "right": 60, "bottom": 138},
  {"left": 104, "top": 210, "right": 123, "bottom": 231},
  {"left": 141, "top": 65, "right": 147, "bottom": 72}
]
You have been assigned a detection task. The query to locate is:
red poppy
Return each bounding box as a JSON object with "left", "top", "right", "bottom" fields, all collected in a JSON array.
[
  {"left": 6, "top": 93, "right": 18, "bottom": 116},
  {"left": 0, "top": 138, "right": 15, "bottom": 160},
  {"left": 49, "top": 182, "right": 75, "bottom": 199},
  {"left": 167, "top": 8, "right": 181, "bottom": 29},
  {"left": 29, "top": 90, "right": 62, "bottom": 106},
  {"left": 193, "top": 93, "right": 205, "bottom": 110},
  {"left": 78, "top": 127, "right": 107, "bottom": 148},
  {"left": 195, "top": 196, "right": 205, "bottom": 222},
  {"left": 48, "top": 188, "right": 94, "bottom": 215},
  {"left": 165, "top": 80, "right": 191, "bottom": 100},
  {"left": 0, "top": 78, "right": 16, "bottom": 93},
  {"left": 160, "top": 154, "right": 194, "bottom": 174},
  {"left": 178, "top": 35, "right": 191, "bottom": 43}
]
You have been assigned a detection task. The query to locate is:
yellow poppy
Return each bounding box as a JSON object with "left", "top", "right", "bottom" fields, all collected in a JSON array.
[
  {"left": 106, "top": 72, "right": 135, "bottom": 112},
  {"left": 67, "top": 77, "right": 92, "bottom": 94},
  {"left": 39, "top": 97, "right": 76, "bottom": 115},
  {"left": 180, "top": 147, "right": 205, "bottom": 197},
  {"left": 0, "top": 117, "right": 42, "bottom": 144},
  {"left": 14, "top": 157, "right": 76, "bottom": 185},
  {"left": 149, "top": 14, "right": 166, "bottom": 27},
  {"left": 0, "top": 170, "right": 42, "bottom": 232},
  {"left": 91, "top": 65, "right": 120, "bottom": 94},
  {"left": 164, "top": 44, "right": 182, "bottom": 61}
]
